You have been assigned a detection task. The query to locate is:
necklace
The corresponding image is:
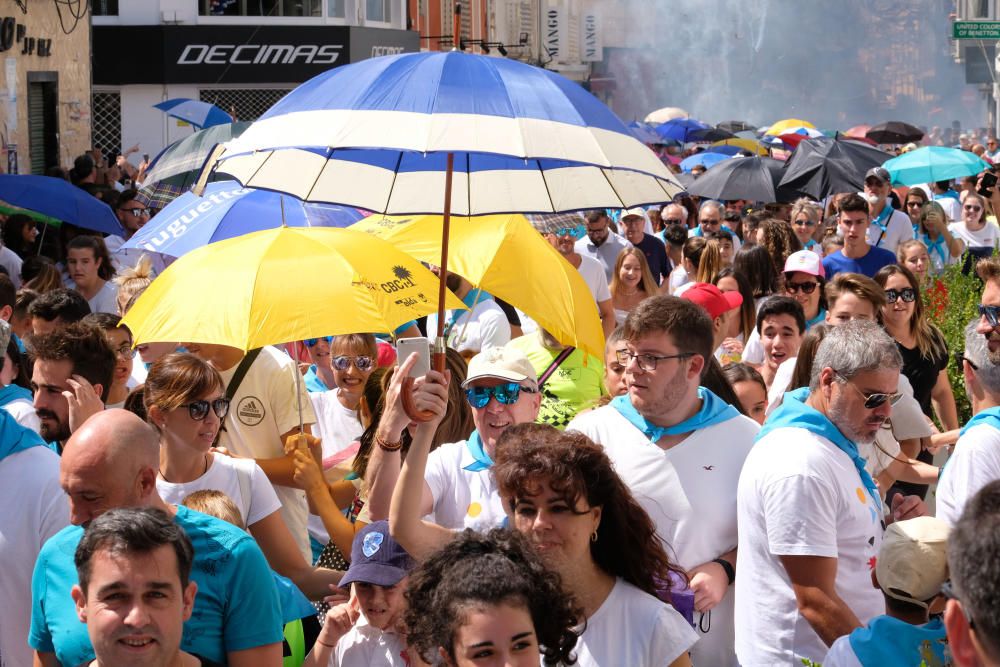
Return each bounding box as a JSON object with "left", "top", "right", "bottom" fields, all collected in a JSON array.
[
  {"left": 619, "top": 287, "right": 640, "bottom": 297},
  {"left": 159, "top": 453, "right": 211, "bottom": 483}
]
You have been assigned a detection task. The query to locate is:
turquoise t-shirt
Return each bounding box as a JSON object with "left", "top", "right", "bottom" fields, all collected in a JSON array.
[
  {"left": 29, "top": 505, "right": 283, "bottom": 666},
  {"left": 303, "top": 365, "right": 330, "bottom": 393}
]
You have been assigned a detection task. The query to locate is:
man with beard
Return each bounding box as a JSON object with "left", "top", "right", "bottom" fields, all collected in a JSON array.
[
  {"left": 735, "top": 320, "right": 926, "bottom": 665},
  {"left": 29, "top": 322, "right": 115, "bottom": 453},
  {"left": 975, "top": 256, "right": 1000, "bottom": 363},
  {"left": 424, "top": 269, "right": 511, "bottom": 357},
  {"left": 567, "top": 295, "right": 759, "bottom": 665},
  {"left": 575, "top": 209, "right": 629, "bottom": 283}
]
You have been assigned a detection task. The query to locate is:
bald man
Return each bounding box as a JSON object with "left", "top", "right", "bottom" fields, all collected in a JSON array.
[{"left": 29, "top": 409, "right": 285, "bottom": 667}]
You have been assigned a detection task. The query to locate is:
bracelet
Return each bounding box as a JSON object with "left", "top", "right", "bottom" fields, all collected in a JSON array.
[
  {"left": 316, "top": 638, "right": 338, "bottom": 649},
  {"left": 375, "top": 432, "right": 402, "bottom": 452},
  {"left": 713, "top": 557, "right": 735, "bottom": 585}
]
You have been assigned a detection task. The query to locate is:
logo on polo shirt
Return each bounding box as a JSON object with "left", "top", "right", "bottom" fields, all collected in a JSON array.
[{"left": 236, "top": 397, "right": 266, "bottom": 426}]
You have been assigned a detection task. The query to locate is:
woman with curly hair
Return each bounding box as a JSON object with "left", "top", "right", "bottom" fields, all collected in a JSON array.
[
  {"left": 405, "top": 528, "right": 581, "bottom": 666},
  {"left": 389, "top": 374, "right": 697, "bottom": 667},
  {"left": 755, "top": 218, "right": 802, "bottom": 287}
]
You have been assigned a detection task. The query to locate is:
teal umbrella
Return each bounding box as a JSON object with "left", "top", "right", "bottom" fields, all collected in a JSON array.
[{"left": 883, "top": 146, "right": 991, "bottom": 186}]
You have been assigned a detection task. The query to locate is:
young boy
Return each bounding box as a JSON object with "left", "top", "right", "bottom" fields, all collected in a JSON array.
[
  {"left": 305, "top": 520, "right": 415, "bottom": 667},
  {"left": 822, "top": 516, "right": 950, "bottom": 666}
]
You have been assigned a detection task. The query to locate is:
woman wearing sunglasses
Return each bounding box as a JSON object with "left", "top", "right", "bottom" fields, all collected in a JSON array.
[
  {"left": 789, "top": 199, "right": 824, "bottom": 256},
  {"left": 948, "top": 192, "right": 1000, "bottom": 252},
  {"left": 148, "top": 352, "right": 341, "bottom": 599}
]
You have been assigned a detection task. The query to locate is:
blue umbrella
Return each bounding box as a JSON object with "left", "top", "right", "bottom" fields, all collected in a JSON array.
[
  {"left": 627, "top": 121, "right": 667, "bottom": 145},
  {"left": 679, "top": 152, "right": 729, "bottom": 173},
  {"left": 883, "top": 146, "right": 992, "bottom": 186},
  {"left": 0, "top": 175, "right": 124, "bottom": 235},
  {"left": 655, "top": 118, "right": 710, "bottom": 143},
  {"left": 154, "top": 98, "right": 233, "bottom": 130},
  {"left": 119, "top": 181, "right": 364, "bottom": 264},
  {"left": 704, "top": 144, "right": 744, "bottom": 156}
]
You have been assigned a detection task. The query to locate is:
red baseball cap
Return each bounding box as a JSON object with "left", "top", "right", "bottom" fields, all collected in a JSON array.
[{"left": 681, "top": 283, "right": 743, "bottom": 320}]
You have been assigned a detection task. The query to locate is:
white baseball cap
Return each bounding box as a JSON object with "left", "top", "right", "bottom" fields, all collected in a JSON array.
[
  {"left": 876, "top": 516, "right": 950, "bottom": 608},
  {"left": 463, "top": 346, "right": 538, "bottom": 389}
]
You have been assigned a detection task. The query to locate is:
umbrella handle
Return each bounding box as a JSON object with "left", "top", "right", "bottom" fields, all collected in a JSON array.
[{"left": 401, "top": 346, "right": 447, "bottom": 423}]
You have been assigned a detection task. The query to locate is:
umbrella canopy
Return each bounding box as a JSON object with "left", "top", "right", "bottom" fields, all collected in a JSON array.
[
  {"left": 704, "top": 145, "right": 743, "bottom": 156},
  {"left": 679, "top": 152, "right": 730, "bottom": 173},
  {"left": 882, "top": 146, "right": 991, "bottom": 186},
  {"left": 710, "top": 138, "right": 769, "bottom": 156},
  {"left": 144, "top": 121, "right": 251, "bottom": 187},
  {"left": 655, "top": 118, "right": 710, "bottom": 143},
  {"left": 153, "top": 98, "right": 234, "bottom": 130},
  {"left": 627, "top": 121, "right": 666, "bottom": 145},
  {"left": 844, "top": 124, "right": 872, "bottom": 139},
  {"left": 644, "top": 107, "right": 689, "bottom": 124},
  {"left": 119, "top": 181, "right": 365, "bottom": 265},
  {"left": 686, "top": 156, "right": 794, "bottom": 203},
  {"left": 687, "top": 127, "right": 735, "bottom": 143},
  {"left": 717, "top": 120, "right": 756, "bottom": 134},
  {"left": 121, "top": 226, "right": 465, "bottom": 350},
  {"left": 0, "top": 175, "right": 124, "bottom": 236},
  {"left": 351, "top": 214, "right": 603, "bottom": 359},
  {"left": 765, "top": 118, "right": 816, "bottom": 136},
  {"left": 778, "top": 137, "right": 892, "bottom": 199},
  {"left": 866, "top": 121, "right": 924, "bottom": 145}
]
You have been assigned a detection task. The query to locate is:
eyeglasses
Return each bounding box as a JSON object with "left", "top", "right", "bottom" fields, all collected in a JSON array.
[
  {"left": 785, "top": 280, "right": 818, "bottom": 295},
  {"left": 115, "top": 344, "right": 136, "bottom": 359},
  {"left": 833, "top": 371, "right": 901, "bottom": 409},
  {"left": 304, "top": 336, "right": 333, "bottom": 348},
  {"left": 553, "top": 225, "right": 586, "bottom": 240},
  {"left": 662, "top": 218, "right": 683, "bottom": 225},
  {"left": 978, "top": 304, "right": 1000, "bottom": 327},
  {"left": 700, "top": 218, "right": 721, "bottom": 226},
  {"left": 905, "top": 201, "right": 924, "bottom": 208},
  {"left": 616, "top": 349, "right": 694, "bottom": 372},
  {"left": 464, "top": 382, "right": 536, "bottom": 409},
  {"left": 885, "top": 287, "right": 917, "bottom": 304},
  {"left": 955, "top": 351, "right": 978, "bottom": 371},
  {"left": 965, "top": 205, "right": 983, "bottom": 212},
  {"left": 120, "top": 207, "right": 151, "bottom": 218},
  {"left": 792, "top": 218, "right": 816, "bottom": 227},
  {"left": 941, "top": 581, "right": 976, "bottom": 630},
  {"left": 181, "top": 398, "right": 230, "bottom": 421},
  {"left": 332, "top": 355, "right": 374, "bottom": 372}
]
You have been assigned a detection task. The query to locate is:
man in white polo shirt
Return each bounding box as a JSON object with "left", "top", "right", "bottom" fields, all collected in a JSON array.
[{"left": 568, "top": 295, "right": 759, "bottom": 666}]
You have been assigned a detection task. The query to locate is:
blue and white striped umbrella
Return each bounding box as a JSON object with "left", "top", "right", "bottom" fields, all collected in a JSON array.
[
  {"left": 210, "top": 51, "right": 681, "bottom": 215},
  {"left": 154, "top": 98, "right": 234, "bottom": 130}
]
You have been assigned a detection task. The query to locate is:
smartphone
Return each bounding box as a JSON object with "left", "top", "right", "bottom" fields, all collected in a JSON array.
[
  {"left": 143, "top": 153, "right": 150, "bottom": 163},
  {"left": 978, "top": 171, "right": 998, "bottom": 198},
  {"left": 396, "top": 337, "right": 430, "bottom": 377}
]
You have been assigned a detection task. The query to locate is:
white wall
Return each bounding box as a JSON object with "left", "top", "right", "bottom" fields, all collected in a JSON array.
[
  {"left": 119, "top": 84, "right": 201, "bottom": 160},
  {"left": 94, "top": 0, "right": 406, "bottom": 28}
]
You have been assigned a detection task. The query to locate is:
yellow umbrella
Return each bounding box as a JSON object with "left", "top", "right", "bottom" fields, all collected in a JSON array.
[
  {"left": 351, "top": 214, "right": 605, "bottom": 359},
  {"left": 710, "top": 138, "right": 769, "bottom": 156},
  {"left": 122, "top": 226, "right": 465, "bottom": 351},
  {"left": 765, "top": 118, "right": 816, "bottom": 136}
]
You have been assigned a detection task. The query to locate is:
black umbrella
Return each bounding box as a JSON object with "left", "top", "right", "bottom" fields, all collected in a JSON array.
[
  {"left": 686, "top": 156, "right": 797, "bottom": 203},
  {"left": 717, "top": 120, "right": 756, "bottom": 134},
  {"left": 687, "top": 127, "right": 736, "bottom": 143},
  {"left": 865, "top": 121, "right": 924, "bottom": 145},
  {"left": 777, "top": 137, "right": 892, "bottom": 199}
]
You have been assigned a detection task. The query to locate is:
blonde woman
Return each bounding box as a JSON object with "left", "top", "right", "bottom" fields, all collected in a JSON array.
[
  {"left": 610, "top": 247, "right": 658, "bottom": 325},
  {"left": 789, "top": 199, "right": 823, "bottom": 255},
  {"left": 914, "top": 201, "right": 963, "bottom": 273}
]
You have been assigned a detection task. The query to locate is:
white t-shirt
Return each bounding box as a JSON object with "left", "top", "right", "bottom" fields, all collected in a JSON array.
[
  {"left": 936, "top": 422, "right": 1000, "bottom": 525},
  {"left": 86, "top": 280, "right": 120, "bottom": 314},
  {"left": 307, "top": 387, "right": 364, "bottom": 543},
  {"left": 867, "top": 207, "right": 913, "bottom": 255},
  {"left": 859, "top": 426, "right": 902, "bottom": 480},
  {"left": 426, "top": 299, "right": 511, "bottom": 354},
  {"left": 574, "top": 578, "right": 699, "bottom": 667},
  {"left": 934, "top": 195, "right": 963, "bottom": 223},
  {"left": 0, "top": 446, "right": 69, "bottom": 667},
  {"left": 766, "top": 356, "right": 797, "bottom": 416},
  {"left": 948, "top": 220, "right": 1000, "bottom": 250},
  {"left": 3, "top": 396, "right": 41, "bottom": 433},
  {"left": 735, "top": 426, "right": 885, "bottom": 665},
  {"left": 568, "top": 405, "right": 759, "bottom": 666},
  {"left": 424, "top": 439, "right": 506, "bottom": 532},
  {"left": 217, "top": 345, "right": 317, "bottom": 562},
  {"left": 0, "top": 245, "right": 21, "bottom": 288},
  {"left": 576, "top": 254, "right": 612, "bottom": 304},
  {"left": 822, "top": 634, "right": 864, "bottom": 667},
  {"left": 156, "top": 454, "right": 282, "bottom": 528},
  {"left": 668, "top": 265, "right": 689, "bottom": 295},
  {"left": 333, "top": 616, "right": 408, "bottom": 667}
]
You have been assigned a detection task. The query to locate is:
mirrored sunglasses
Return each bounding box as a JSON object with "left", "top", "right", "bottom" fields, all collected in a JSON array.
[
  {"left": 464, "top": 382, "right": 535, "bottom": 409},
  {"left": 183, "top": 398, "right": 230, "bottom": 421},
  {"left": 332, "top": 355, "right": 374, "bottom": 372},
  {"left": 885, "top": 288, "right": 917, "bottom": 304}
]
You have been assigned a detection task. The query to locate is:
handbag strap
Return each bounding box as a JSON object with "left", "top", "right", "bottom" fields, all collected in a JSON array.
[
  {"left": 226, "top": 348, "right": 262, "bottom": 401},
  {"left": 538, "top": 346, "right": 575, "bottom": 389}
]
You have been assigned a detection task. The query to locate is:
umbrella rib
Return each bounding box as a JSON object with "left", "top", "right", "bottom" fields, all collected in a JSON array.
[
  {"left": 382, "top": 151, "right": 405, "bottom": 215},
  {"left": 304, "top": 147, "right": 335, "bottom": 204},
  {"left": 535, "top": 160, "right": 558, "bottom": 213}
]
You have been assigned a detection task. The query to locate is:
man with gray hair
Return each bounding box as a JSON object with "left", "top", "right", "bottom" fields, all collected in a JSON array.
[
  {"left": 690, "top": 200, "right": 742, "bottom": 251},
  {"left": 735, "top": 319, "right": 926, "bottom": 665},
  {"left": 937, "top": 320, "right": 1000, "bottom": 525}
]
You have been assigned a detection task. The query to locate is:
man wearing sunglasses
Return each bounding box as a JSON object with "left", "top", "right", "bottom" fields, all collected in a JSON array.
[
  {"left": 944, "top": 481, "right": 1000, "bottom": 667},
  {"left": 736, "top": 320, "right": 927, "bottom": 665},
  {"left": 975, "top": 256, "right": 1000, "bottom": 363},
  {"left": 822, "top": 193, "right": 899, "bottom": 280},
  {"left": 619, "top": 207, "right": 671, "bottom": 286},
  {"left": 531, "top": 214, "right": 616, "bottom": 339},
  {"left": 863, "top": 167, "right": 915, "bottom": 254},
  {"left": 568, "top": 295, "right": 759, "bottom": 666},
  {"left": 575, "top": 209, "right": 629, "bottom": 283},
  {"left": 104, "top": 188, "right": 151, "bottom": 260}
]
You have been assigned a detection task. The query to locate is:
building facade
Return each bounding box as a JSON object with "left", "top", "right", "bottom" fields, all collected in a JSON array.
[
  {"left": 0, "top": 2, "right": 91, "bottom": 175},
  {"left": 92, "top": 0, "right": 418, "bottom": 161}
]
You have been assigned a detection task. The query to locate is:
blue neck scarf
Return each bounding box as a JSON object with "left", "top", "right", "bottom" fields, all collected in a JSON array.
[
  {"left": 871, "top": 203, "right": 893, "bottom": 241},
  {"left": 610, "top": 387, "right": 739, "bottom": 442},
  {"left": 0, "top": 409, "right": 47, "bottom": 462},
  {"left": 920, "top": 231, "right": 949, "bottom": 269},
  {"left": 849, "top": 616, "right": 947, "bottom": 667},
  {"left": 960, "top": 405, "right": 1000, "bottom": 437},
  {"left": 758, "top": 387, "right": 881, "bottom": 509},
  {"left": 463, "top": 430, "right": 493, "bottom": 472},
  {"left": 0, "top": 383, "right": 32, "bottom": 407},
  {"left": 805, "top": 308, "right": 826, "bottom": 330}
]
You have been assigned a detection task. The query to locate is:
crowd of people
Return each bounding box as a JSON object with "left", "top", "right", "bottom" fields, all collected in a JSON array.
[{"left": 2, "top": 129, "right": 1000, "bottom": 667}]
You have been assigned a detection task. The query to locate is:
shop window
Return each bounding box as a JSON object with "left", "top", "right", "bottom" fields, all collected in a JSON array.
[
  {"left": 199, "top": 88, "right": 293, "bottom": 122},
  {"left": 366, "top": 0, "right": 391, "bottom": 23},
  {"left": 92, "top": 0, "right": 119, "bottom": 15},
  {"left": 329, "top": 0, "right": 345, "bottom": 18},
  {"left": 202, "top": 0, "right": 322, "bottom": 16}
]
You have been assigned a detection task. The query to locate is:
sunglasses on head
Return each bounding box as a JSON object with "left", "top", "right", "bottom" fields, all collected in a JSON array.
[
  {"left": 553, "top": 225, "right": 586, "bottom": 240},
  {"left": 304, "top": 336, "right": 333, "bottom": 348},
  {"left": 785, "top": 280, "right": 818, "bottom": 295},
  {"left": 332, "top": 355, "right": 374, "bottom": 372},
  {"left": 979, "top": 304, "right": 1000, "bottom": 327},
  {"left": 464, "top": 382, "right": 536, "bottom": 409},
  {"left": 182, "top": 398, "right": 230, "bottom": 421},
  {"left": 834, "top": 371, "right": 902, "bottom": 409},
  {"left": 885, "top": 287, "right": 916, "bottom": 303}
]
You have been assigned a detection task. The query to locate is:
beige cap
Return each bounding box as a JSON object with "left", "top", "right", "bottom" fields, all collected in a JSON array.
[
  {"left": 619, "top": 207, "right": 646, "bottom": 221},
  {"left": 876, "top": 516, "right": 950, "bottom": 608},
  {"left": 463, "top": 346, "right": 538, "bottom": 389}
]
